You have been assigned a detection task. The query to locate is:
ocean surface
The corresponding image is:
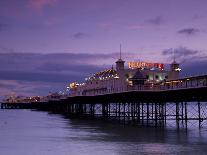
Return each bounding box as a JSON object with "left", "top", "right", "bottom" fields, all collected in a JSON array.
[{"left": 1, "top": 109, "right": 207, "bottom": 155}]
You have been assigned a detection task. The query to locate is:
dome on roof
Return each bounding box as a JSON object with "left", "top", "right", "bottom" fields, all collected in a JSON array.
[{"left": 130, "top": 70, "right": 146, "bottom": 80}]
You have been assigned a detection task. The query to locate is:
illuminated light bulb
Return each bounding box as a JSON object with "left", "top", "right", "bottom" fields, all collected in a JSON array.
[{"left": 175, "top": 68, "right": 181, "bottom": 71}]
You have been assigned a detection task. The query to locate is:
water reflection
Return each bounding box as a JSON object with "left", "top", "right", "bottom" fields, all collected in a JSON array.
[{"left": 0, "top": 110, "right": 207, "bottom": 155}]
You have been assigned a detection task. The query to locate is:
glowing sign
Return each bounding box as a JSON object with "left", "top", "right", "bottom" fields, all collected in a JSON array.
[{"left": 128, "top": 62, "right": 164, "bottom": 70}]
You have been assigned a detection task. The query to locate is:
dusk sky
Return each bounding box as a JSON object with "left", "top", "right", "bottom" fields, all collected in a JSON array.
[{"left": 0, "top": 0, "right": 207, "bottom": 98}]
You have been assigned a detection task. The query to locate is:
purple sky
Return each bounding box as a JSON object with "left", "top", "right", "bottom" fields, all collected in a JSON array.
[{"left": 0, "top": 0, "right": 207, "bottom": 98}]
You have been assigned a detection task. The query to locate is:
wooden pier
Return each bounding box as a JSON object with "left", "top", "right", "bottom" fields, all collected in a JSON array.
[{"left": 1, "top": 75, "right": 207, "bottom": 128}]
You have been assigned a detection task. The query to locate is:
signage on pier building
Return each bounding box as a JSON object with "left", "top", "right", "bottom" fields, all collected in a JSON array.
[{"left": 128, "top": 62, "right": 164, "bottom": 70}]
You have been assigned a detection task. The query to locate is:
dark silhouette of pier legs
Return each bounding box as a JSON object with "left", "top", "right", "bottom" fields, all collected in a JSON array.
[{"left": 1, "top": 100, "right": 207, "bottom": 129}]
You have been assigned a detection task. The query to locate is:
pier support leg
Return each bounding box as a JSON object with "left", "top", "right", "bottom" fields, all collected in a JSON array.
[
  {"left": 176, "top": 102, "right": 180, "bottom": 128},
  {"left": 124, "top": 103, "right": 126, "bottom": 125},
  {"left": 185, "top": 102, "right": 188, "bottom": 129},
  {"left": 118, "top": 103, "right": 121, "bottom": 123},
  {"left": 142, "top": 103, "right": 144, "bottom": 125},
  {"left": 181, "top": 102, "right": 184, "bottom": 125},
  {"left": 115, "top": 103, "right": 118, "bottom": 118},
  {"left": 161, "top": 103, "right": 164, "bottom": 127},
  {"left": 147, "top": 103, "right": 149, "bottom": 126},
  {"left": 198, "top": 101, "right": 202, "bottom": 128},
  {"left": 137, "top": 103, "right": 140, "bottom": 123},
  {"left": 90, "top": 104, "right": 95, "bottom": 118},
  {"left": 102, "top": 103, "right": 107, "bottom": 120},
  {"left": 155, "top": 103, "right": 158, "bottom": 127},
  {"left": 164, "top": 103, "right": 167, "bottom": 125}
]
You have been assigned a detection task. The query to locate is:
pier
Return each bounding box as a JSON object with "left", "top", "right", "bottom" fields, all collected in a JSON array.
[{"left": 1, "top": 75, "right": 207, "bottom": 128}]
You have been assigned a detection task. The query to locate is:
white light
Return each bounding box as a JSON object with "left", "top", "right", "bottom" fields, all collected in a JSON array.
[{"left": 175, "top": 68, "right": 181, "bottom": 71}]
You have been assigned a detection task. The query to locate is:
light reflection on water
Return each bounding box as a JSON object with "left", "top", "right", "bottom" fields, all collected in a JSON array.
[{"left": 0, "top": 109, "right": 207, "bottom": 155}]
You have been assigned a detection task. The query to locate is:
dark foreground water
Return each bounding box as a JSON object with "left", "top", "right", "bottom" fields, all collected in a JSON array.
[{"left": 1, "top": 110, "right": 207, "bottom": 155}]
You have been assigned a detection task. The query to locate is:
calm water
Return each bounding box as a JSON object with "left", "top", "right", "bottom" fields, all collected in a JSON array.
[{"left": 1, "top": 110, "right": 207, "bottom": 155}]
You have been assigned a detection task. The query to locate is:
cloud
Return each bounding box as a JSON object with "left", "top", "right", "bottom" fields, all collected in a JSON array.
[
  {"left": 0, "top": 52, "right": 119, "bottom": 84},
  {"left": 162, "top": 46, "right": 203, "bottom": 63},
  {"left": 37, "top": 63, "right": 103, "bottom": 74},
  {"left": 0, "top": 51, "right": 142, "bottom": 83},
  {"left": 29, "top": 0, "right": 57, "bottom": 9},
  {"left": 146, "top": 16, "right": 164, "bottom": 25},
  {"left": 73, "top": 32, "right": 88, "bottom": 39},
  {"left": 0, "top": 52, "right": 120, "bottom": 97},
  {"left": 177, "top": 28, "right": 199, "bottom": 36}
]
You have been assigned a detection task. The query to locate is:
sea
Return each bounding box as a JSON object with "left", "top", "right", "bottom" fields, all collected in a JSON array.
[{"left": 1, "top": 109, "right": 207, "bottom": 155}]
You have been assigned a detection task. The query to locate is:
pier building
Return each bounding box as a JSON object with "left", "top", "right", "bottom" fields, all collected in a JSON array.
[{"left": 69, "top": 51, "right": 181, "bottom": 96}]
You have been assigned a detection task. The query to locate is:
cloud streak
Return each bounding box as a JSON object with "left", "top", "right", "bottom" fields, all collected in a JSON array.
[
  {"left": 73, "top": 32, "right": 88, "bottom": 39},
  {"left": 162, "top": 47, "right": 198, "bottom": 57},
  {"left": 177, "top": 28, "right": 199, "bottom": 36},
  {"left": 145, "top": 16, "right": 164, "bottom": 25},
  {"left": 162, "top": 46, "right": 207, "bottom": 63},
  {"left": 0, "top": 52, "right": 114, "bottom": 97},
  {"left": 0, "top": 52, "right": 112, "bottom": 82}
]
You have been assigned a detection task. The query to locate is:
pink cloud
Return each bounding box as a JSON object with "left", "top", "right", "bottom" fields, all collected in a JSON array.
[
  {"left": 127, "top": 24, "right": 145, "bottom": 30},
  {"left": 29, "top": 0, "right": 58, "bottom": 9}
]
